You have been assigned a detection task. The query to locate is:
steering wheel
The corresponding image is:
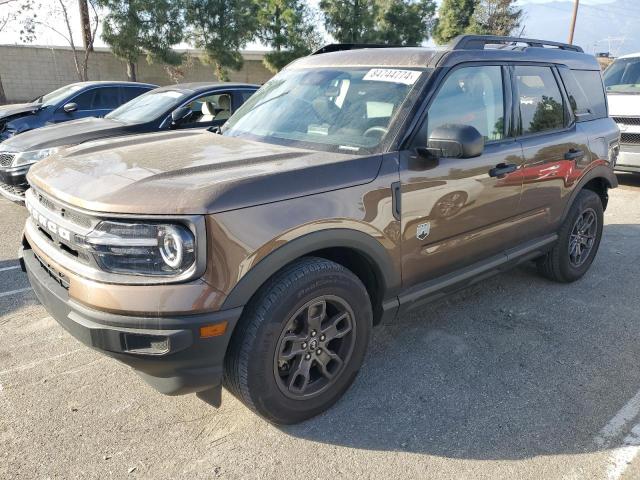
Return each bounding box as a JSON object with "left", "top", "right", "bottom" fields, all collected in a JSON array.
[{"left": 363, "top": 126, "right": 388, "bottom": 139}]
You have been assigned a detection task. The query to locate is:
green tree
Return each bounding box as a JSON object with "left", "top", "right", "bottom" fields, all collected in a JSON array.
[
  {"left": 432, "top": 0, "right": 476, "bottom": 45},
  {"left": 375, "top": 0, "right": 436, "bottom": 45},
  {"left": 319, "top": 0, "right": 379, "bottom": 43},
  {"left": 257, "top": 0, "right": 320, "bottom": 73},
  {"left": 97, "top": 0, "right": 184, "bottom": 81},
  {"left": 184, "top": 0, "right": 258, "bottom": 81},
  {"left": 466, "top": 0, "right": 522, "bottom": 36},
  {"left": 320, "top": 0, "right": 436, "bottom": 45}
]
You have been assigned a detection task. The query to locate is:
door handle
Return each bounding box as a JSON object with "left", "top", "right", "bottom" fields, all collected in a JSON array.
[
  {"left": 489, "top": 163, "right": 518, "bottom": 178},
  {"left": 564, "top": 148, "right": 585, "bottom": 160}
]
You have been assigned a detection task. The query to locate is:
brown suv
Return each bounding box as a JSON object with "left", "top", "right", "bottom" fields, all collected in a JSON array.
[{"left": 20, "top": 36, "right": 619, "bottom": 424}]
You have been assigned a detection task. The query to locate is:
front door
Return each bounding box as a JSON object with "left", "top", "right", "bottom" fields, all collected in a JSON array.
[
  {"left": 400, "top": 64, "right": 525, "bottom": 287},
  {"left": 173, "top": 91, "right": 236, "bottom": 130}
]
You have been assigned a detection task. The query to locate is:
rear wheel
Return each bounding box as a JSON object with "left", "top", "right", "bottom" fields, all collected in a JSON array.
[
  {"left": 537, "top": 189, "right": 604, "bottom": 283},
  {"left": 224, "top": 257, "right": 372, "bottom": 424}
]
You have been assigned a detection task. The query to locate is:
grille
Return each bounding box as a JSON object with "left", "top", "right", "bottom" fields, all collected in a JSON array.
[
  {"left": 0, "top": 181, "right": 27, "bottom": 198},
  {"left": 613, "top": 116, "right": 640, "bottom": 126},
  {"left": 35, "top": 190, "right": 92, "bottom": 228},
  {"left": 34, "top": 251, "right": 70, "bottom": 290},
  {"left": 620, "top": 133, "right": 640, "bottom": 145},
  {"left": 0, "top": 153, "right": 15, "bottom": 168}
]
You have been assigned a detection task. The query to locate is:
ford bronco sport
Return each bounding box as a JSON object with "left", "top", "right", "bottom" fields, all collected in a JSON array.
[{"left": 20, "top": 36, "right": 619, "bottom": 424}]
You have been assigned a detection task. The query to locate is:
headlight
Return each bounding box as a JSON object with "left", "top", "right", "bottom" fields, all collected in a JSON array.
[
  {"left": 80, "top": 221, "right": 196, "bottom": 276},
  {"left": 13, "top": 147, "right": 61, "bottom": 167}
]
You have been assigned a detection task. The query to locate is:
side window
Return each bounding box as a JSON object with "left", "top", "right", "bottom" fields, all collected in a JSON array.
[
  {"left": 575, "top": 70, "right": 607, "bottom": 118},
  {"left": 515, "top": 66, "right": 565, "bottom": 135},
  {"left": 121, "top": 87, "right": 150, "bottom": 104},
  {"left": 239, "top": 90, "right": 256, "bottom": 104},
  {"left": 70, "top": 90, "right": 96, "bottom": 110},
  {"left": 428, "top": 65, "right": 505, "bottom": 142},
  {"left": 177, "top": 92, "right": 234, "bottom": 127},
  {"left": 559, "top": 69, "right": 590, "bottom": 117},
  {"left": 92, "top": 87, "right": 121, "bottom": 109}
]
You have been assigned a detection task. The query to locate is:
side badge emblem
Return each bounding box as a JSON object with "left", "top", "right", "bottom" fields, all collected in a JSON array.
[{"left": 417, "top": 222, "right": 431, "bottom": 241}]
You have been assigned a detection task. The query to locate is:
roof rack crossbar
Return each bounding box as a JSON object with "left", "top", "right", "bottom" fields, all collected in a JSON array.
[
  {"left": 449, "top": 35, "right": 584, "bottom": 53},
  {"left": 312, "top": 43, "right": 406, "bottom": 55}
]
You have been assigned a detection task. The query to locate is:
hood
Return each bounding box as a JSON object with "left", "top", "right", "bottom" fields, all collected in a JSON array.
[
  {"left": 0, "top": 102, "right": 39, "bottom": 119},
  {"left": 607, "top": 93, "right": 640, "bottom": 117},
  {"left": 1, "top": 117, "right": 129, "bottom": 151},
  {"left": 28, "top": 130, "right": 382, "bottom": 215}
]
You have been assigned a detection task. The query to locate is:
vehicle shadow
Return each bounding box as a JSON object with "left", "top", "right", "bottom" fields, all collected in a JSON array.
[
  {"left": 0, "top": 258, "right": 37, "bottom": 319},
  {"left": 617, "top": 172, "right": 640, "bottom": 188},
  {"left": 281, "top": 224, "right": 640, "bottom": 459}
]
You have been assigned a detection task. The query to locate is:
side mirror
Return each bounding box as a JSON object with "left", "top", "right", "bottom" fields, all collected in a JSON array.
[
  {"left": 171, "top": 106, "right": 191, "bottom": 124},
  {"left": 425, "top": 124, "right": 484, "bottom": 159},
  {"left": 63, "top": 102, "right": 77, "bottom": 113}
]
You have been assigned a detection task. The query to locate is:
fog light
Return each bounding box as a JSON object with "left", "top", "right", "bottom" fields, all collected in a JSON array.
[{"left": 124, "top": 333, "right": 170, "bottom": 355}]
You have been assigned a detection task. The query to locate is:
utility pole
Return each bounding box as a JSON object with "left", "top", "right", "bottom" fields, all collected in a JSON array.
[
  {"left": 78, "top": 0, "right": 93, "bottom": 52},
  {"left": 568, "top": 0, "right": 580, "bottom": 44}
]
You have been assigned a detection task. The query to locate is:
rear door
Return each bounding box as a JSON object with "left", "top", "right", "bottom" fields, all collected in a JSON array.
[
  {"left": 400, "top": 64, "right": 525, "bottom": 287},
  {"left": 514, "top": 65, "right": 590, "bottom": 238}
]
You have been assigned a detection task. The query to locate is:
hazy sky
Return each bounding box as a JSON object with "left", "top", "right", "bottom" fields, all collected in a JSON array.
[{"left": 0, "top": 0, "right": 622, "bottom": 49}]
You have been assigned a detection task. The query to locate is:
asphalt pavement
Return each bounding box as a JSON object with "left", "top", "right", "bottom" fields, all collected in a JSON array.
[{"left": 1, "top": 174, "right": 640, "bottom": 479}]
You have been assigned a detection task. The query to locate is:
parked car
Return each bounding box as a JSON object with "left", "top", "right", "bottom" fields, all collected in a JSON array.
[
  {"left": 0, "top": 81, "right": 156, "bottom": 143},
  {"left": 20, "top": 36, "right": 618, "bottom": 424},
  {"left": 0, "top": 82, "right": 259, "bottom": 202},
  {"left": 604, "top": 53, "right": 640, "bottom": 174}
]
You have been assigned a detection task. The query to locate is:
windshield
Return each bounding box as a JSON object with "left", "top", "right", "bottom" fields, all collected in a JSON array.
[
  {"left": 37, "top": 84, "right": 84, "bottom": 107},
  {"left": 604, "top": 57, "right": 640, "bottom": 93},
  {"left": 106, "top": 90, "right": 188, "bottom": 124},
  {"left": 223, "top": 67, "right": 428, "bottom": 153}
]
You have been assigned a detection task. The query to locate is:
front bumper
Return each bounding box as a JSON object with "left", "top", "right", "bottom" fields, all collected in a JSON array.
[
  {"left": 616, "top": 144, "right": 640, "bottom": 173},
  {"left": 0, "top": 165, "right": 29, "bottom": 202},
  {"left": 20, "top": 244, "right": 243, "bottom": 401}
]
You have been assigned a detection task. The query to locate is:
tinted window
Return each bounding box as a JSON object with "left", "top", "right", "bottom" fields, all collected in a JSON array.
[
  {"left": 71, "top": 89, "right": 96, "bottom": 110},
  {"left": 121, "top": 86, "right": 151, "bottom": 103},
  {"left": 515, "top": 66, "right": 565, "bottom": 135},
  {"left": 428, "top": 65, "right": 505, "bottom": 141},
  {"left": 240, "top": 90, "right": 255, "bottom": 103},
  {"left": 92, "top": 87, "right": 121, "bottom": 109},
  {"left": 573, "top": 70, "right": 607, "bottom": 118}
]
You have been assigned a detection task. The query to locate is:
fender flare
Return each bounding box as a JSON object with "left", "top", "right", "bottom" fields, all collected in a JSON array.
[
  {"left": 560, "top": 164, "right": 617, "bottom": 223},
  {"left": 221, "top": 228, "right": 400, "bottom": 310}
]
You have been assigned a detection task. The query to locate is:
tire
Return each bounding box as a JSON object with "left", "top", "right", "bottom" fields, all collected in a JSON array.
[
  {"left": 223, "top": 257, "right": 372, "bottom": 424},
  {"left": 536, "top": 189, "right": 604, "bottom": 283}
]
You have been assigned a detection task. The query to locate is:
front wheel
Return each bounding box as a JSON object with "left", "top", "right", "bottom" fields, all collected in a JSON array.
[
  {"left": 537, "top": 189, "right": 604, "bottom": 283},
  {"left": 224, "top": 257, "right": 372, "bottom": 424}
]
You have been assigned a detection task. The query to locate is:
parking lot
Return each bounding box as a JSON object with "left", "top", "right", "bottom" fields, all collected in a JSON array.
[{"left": 0, "top": 175, "right": 638, "bottom": 479}]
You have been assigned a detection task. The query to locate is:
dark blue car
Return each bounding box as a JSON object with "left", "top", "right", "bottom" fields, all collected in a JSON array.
[{"left": 0, "top": 81, "right": 157, "bottom": 142}]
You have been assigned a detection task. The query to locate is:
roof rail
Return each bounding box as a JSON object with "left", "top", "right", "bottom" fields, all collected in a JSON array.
[
  {"left": 449, "top": 35, "right": 584, "bottom": 53},
  {"left": 312, "top": 43, "right": 404, "bottom": 55}
]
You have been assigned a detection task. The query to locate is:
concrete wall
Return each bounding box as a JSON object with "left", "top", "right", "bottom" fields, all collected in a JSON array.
[{"left": 0, "top": 45, "right": 273, "bottom": 103}]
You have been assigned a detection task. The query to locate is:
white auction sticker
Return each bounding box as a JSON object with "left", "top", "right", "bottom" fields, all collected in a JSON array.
[{"left": 363, "top": 69, "right": 421, "bottom": 85}]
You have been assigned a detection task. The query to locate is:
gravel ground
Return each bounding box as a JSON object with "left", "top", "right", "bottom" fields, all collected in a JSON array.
[{"left": 1, "top": 175, "right": 640, "bottom": 480}]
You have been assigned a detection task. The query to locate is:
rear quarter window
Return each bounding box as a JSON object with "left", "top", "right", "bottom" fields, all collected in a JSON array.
[
  {"left": 122, "top": 86, "right": 153, "bottom": 103},
  {"left": 559, "top": 69, "right": 608, "bottom": 121}
]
